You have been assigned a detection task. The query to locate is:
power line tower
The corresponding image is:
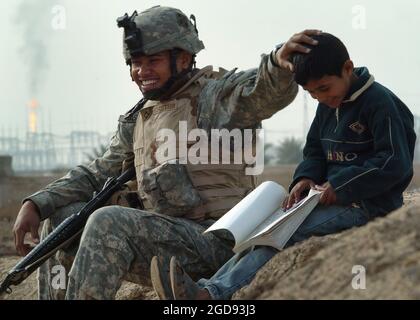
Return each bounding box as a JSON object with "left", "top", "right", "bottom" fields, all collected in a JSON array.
[
  {"left": 23, "top": 99, "right": 57, "bottom": 171},
  {"left": 69, "top": 131, "right": 102, "bottom": 167}
]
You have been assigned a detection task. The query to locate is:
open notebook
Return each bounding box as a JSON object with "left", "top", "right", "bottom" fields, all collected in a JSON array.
[{"left": 204, "top": 181, "right": 321, "bottom": 253}]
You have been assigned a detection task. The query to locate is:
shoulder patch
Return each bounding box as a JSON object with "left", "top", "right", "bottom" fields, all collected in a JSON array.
[{"left": 141, "top": 108, "right": 153, "bottom": 121}]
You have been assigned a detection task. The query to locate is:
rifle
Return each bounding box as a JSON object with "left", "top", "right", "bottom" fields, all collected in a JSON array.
[{"left": 0, "top": 166, "right": 137, "bottom": 295}]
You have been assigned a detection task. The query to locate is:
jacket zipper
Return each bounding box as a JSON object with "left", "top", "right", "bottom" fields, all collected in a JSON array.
[{"left": 334, "top": 108, "right": 340, "bottom": 132}]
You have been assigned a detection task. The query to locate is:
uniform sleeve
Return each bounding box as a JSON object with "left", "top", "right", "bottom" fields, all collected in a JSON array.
[
  {"left": 289, "top": 109, "right": 327, "bottom": 191},
  {"left": 329, "top": 99, "right": 414, "bottom": 204},
  {"left": 24, "top": 117, "right": 135, "bottom": 220},
  {"left": 197, "top": 51, "right": 298, "bottom": 131}
]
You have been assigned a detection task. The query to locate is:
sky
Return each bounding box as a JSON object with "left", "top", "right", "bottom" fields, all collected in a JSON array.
[{"left": 0, "top": 0, "right": 419, "bottom": 144}]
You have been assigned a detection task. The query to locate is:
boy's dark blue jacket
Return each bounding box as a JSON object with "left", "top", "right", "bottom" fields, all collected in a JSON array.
[{"left": 291, "top": 67, "right": 416, "bottom": 217}]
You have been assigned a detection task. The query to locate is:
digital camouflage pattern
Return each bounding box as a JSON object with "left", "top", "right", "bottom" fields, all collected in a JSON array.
[
  {"left": 131, "top": 54, "right": 301, "bottom": 222},
  {"left": 197, "top": 54, "right": 298, "bottom": 133},
  {"left": 133, "top": 66, "right": 257, "bottom": 222},
  {"left": 119, "top": 6, "right": 205, "bottom": 63},
  {"left": 28, "top": 55, "right": 297, "bottom": 222},
  {"left": 37, "top": 203, "right": 234, "bottom": 300},
  {"left": 37, "top": 202, "right": 85, "bottom": 300},
  {"left": 25, "top": 6, "right": 298, "bottom": 299},
  {"left": 64, "top": 206, "right": 234, "bottom": 299},
  {"left": 141, "top": 162, "right": 203, "bottom": 217}
]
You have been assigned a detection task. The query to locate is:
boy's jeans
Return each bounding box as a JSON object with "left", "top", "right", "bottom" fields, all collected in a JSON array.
[{"left": 198, "top": 204, "right": 371, "bottom": 299}]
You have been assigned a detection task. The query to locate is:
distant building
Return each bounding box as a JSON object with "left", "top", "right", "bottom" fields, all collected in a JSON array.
[
  {"left": 0, "top": 155, "right": 13, "bottom": 177},
  {"left": 0, "top": 131, "right": 112, "bottom": 172}
]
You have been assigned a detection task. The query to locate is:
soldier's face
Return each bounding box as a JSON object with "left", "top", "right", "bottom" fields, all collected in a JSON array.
[
  {"left": 131, "top": 51, "right": 193, "bottom": 94},
  {"left": 131, "top": 52, "right": 172, "bottom": 94}
]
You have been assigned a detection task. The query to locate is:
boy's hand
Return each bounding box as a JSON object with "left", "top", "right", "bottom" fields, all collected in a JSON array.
[
  {"left": 283, "top": 178, "right": 315, "bottom": 210},
  {"left": 314, "top": 182, "right": 337, "bottom": 206},
  {"left": 275, "top": 29, "right": 322, "bottom": 72}
]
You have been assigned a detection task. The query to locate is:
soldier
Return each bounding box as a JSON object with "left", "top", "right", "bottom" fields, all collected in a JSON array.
[{"left": 12, "top": 6, "right": 317, "bottom": 299}]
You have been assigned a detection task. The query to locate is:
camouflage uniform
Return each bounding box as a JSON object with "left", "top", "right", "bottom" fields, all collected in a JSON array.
[{"left": 26, "top": 6, "right": 298, "bottom": 299}]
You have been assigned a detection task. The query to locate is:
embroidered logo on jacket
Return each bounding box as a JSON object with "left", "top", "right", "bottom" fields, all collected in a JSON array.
[{"left": 349, "top": 121, "right": 366, "bottom": 135}]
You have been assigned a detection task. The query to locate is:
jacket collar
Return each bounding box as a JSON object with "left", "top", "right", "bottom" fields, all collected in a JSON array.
[{"left": 342, "top": 67, "right": 375, "bottom": 103}]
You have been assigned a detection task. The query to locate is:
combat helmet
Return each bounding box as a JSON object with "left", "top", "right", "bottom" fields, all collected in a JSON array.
[{"left": 117, "top": 6, "right": 204, "bottom": 65}]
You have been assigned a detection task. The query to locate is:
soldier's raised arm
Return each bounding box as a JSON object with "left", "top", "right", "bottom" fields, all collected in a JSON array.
[{"left": 198, "top": 30, "right": 321, "bottom": 131}]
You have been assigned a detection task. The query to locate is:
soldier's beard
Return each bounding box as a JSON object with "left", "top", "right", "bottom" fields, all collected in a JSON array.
[{"left": 141, "top": 81, "right": 173, "bottom": 100}]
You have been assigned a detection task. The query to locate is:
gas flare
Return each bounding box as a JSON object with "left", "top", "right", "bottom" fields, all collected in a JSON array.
[{"left": 28, "top": 99, "right": 39, "bottom": 133}]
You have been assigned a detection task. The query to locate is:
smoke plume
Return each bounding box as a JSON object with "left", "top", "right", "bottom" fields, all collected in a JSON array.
[{"left": 14, "top": 0, "right": 57, "bottom": 95}]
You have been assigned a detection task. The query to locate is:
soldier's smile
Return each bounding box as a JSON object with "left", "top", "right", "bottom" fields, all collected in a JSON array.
[{"left": 140, "top": 79, "right": 161, "bottom": 92}]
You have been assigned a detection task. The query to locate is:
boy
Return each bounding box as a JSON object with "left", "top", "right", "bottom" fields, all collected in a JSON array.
[{"left": 151, "top": 32, "right": 416, "bottom": 300}]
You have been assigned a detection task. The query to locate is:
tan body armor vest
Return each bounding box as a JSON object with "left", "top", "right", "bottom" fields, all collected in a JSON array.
[{"left": 133, "top": 66, "right": 256, "bottom": 221}]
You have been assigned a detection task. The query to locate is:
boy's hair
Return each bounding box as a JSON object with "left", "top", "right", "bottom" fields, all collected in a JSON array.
[{"left": 292, "top": 32, "right": 350, "bottom": 86}]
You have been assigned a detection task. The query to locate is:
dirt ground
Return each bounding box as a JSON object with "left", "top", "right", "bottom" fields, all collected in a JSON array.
[
  {"left": 1, "top": 165, "right": 420, "bottom": 300},
  {"left": 233, "top": 192, "right": 420, "bottom": 299}
]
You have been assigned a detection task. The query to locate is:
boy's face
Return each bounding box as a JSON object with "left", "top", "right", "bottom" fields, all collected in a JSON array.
[
  {"left": 131, "top": 50, "right": 192, "bottom": 94},
  {"left": 302, "top": 60, "right": 354, "bottom": 108}
]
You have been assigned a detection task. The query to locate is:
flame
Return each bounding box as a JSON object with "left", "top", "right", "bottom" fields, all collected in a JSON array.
[
  {"left": 28, "top": 99, "right": 39, "bottom": 110},
  {"left": 28, "top": 99, "right": 39, "bottom": 133},
  {"left": 29, "top": 112, "right": 37, "bottom": 133}
]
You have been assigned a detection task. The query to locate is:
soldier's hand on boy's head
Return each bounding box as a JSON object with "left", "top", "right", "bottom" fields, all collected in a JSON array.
[
  {"left": 318, "top": 182, "right": 337, "bottom": 206},
  {"left": 275, "top": 29, "right": 322, "bottom": 72},
  {"left": 284, "top": 178, "right": 316, "bottom": 210}
]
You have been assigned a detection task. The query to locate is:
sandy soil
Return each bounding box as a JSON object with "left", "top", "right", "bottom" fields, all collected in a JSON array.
[
  {"left": 233, "top": 193, "right": 420, "bottom": 299},
  {"left": 0, "top": 255, "right": 157, "bottom": 300}
]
